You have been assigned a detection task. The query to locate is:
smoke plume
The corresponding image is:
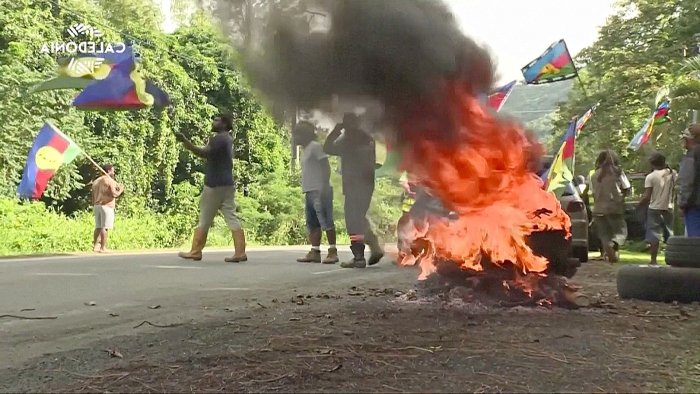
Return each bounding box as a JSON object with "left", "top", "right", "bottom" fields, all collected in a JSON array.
[{"left": 237, "top": 0, "right": 495, "bottom": 133}]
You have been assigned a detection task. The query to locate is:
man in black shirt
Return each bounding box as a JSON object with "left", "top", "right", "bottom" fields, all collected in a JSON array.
[
  {"left": 324, "top": 113, "right": 384, "bottom": 268},
  {"left": 175, "top": 113, "right": 247, "bottom": 263}
]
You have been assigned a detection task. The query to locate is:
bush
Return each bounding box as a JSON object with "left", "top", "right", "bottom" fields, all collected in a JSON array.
[{"left": 0, "top": 196, "right": 193, "bottom": 256}]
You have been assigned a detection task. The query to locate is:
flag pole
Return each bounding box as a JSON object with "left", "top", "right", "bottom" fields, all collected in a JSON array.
[
  {"left": 82, "top": 151, "right": 109, "bottom": 177},
  {"left": 576, "top": 75, "right": 590, "bottom": 99}
]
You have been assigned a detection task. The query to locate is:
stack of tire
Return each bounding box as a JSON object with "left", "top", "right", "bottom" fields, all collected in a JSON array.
[{"left": 617, "top": 236, "right": 700, "bottom": 303}]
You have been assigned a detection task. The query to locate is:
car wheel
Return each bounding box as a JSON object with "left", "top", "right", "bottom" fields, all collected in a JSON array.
[
  {"left": 617, "top": 265, "right": 700, "bottom": 303},
  {"left": 664, "top": 236, "right": 700, "bottom": 268},
  {"left": 572, "top": 246, "right": 589, "bottom": 263}
]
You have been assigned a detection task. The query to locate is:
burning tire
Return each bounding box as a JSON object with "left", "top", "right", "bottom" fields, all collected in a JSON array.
[
  {"left": 617, "top": 265, "right": 700, "bottom": 303},
  {"left": 572, "top": 246, "right": 589, "bottom": 263},
  {"left": 664, "top": 237, "right": 700, "bottom": 268}
]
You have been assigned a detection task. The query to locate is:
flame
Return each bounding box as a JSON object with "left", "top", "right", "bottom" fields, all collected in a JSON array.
[{"left": 395, "top": 82, "right": 571, "bottom": 280}]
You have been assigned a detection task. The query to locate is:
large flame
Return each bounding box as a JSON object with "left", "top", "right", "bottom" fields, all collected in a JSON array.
[{"left": 395, "top": 82, "right": 571, "bottom": 280}]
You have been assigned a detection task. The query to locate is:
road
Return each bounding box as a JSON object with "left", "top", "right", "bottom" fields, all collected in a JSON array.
[{"left": 0, "top": 246, "right": 416, "bottom": 370}]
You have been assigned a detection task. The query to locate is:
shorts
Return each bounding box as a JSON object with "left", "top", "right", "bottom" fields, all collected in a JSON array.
[
  {"left": 198, "top": 186, "right": 242, "bottom": 231},
  {"left": 94, "top": 205, "right": 115, "bottom": 230},
  {"left": 305, "top": 188, "right": 335, "bottom": 232},
  {"left": 645, "top": 209, "right": 672, "bottom": 243},
  {"left": 593, "top": 213, "right": 627, "bottom": 246}
]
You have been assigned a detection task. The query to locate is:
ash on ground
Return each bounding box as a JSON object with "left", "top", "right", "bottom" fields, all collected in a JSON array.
[{"left": 395, "top": 261, "right": 586, "bottom": 311}]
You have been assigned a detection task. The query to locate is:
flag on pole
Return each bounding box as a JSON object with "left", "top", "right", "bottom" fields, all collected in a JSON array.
[
  {"left": 521, "top": 39, "right": 578, "bottom": 85},
  {"left": 487, "top": 80, "right": 516, "bottom": 111},
  {"left": 627, "top": 90, "right": 671, "bottom": 151},
  {"left": 575, "top": 103, "right": 598, "bottom": 136},
  {"left": 18, "top": 122, "right": 82, "bottom": 199},
  {"left": 543, "top": 120, "right": 577, "bottom": 196}
]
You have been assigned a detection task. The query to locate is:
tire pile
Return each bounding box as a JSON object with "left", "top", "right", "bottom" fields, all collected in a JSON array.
[{"left": 617, "top": 236, "right": 700, "bottom": 303}]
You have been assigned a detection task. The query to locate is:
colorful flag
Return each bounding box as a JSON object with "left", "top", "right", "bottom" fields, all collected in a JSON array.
[
  {"left": 30, "top": 46, "right": 170, "bottom": 110},
  {"left": 18, "top": 122, "right": 82, "bottom": 199},
  {"left": 30, "top": 51, "right": 133, "bottom": 93},
  {"left": 546, "top": 120, "right": 577, "bottom": 196},
  {"left": 575, "top": 103, "right": 598, "bottom": 136},
  {"left": 628, "top": 95, "right": 671, "bottom": 151},
  {"left": 487, "top": 80, "right": 516, "bottom": 111},
  {"left": 521, "top": 40, "right": 578, "bottom": 85},
  {"left": 72, "top": 46, "right": 170, "bottom": 110}
]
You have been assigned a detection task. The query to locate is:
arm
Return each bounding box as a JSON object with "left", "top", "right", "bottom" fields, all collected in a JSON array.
[
  {"left": 678, "top": 156, "right": 695, "bottom": 209},
  {"left": 109, "top": 180, "right": 124, "bottom": 198},
  {"left": 319, "top": 157, "right": 331, "bottom": 189},
  {"left": 638, "top": 175, "right": 652, "bottom": 206},
  {"left": 323, "top": 124, "right": 344, "bottom": 156},
  {"left": 176, "top": 133, "right": 211, "bottom": 159}
]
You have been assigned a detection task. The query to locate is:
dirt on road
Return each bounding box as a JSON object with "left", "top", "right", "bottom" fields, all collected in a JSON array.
[{"left": 2, "top": 262, "right": 700, "bottom": 393}]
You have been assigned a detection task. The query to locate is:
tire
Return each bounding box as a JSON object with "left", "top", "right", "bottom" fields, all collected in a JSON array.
[
  {"left": 664, "top": 236, "right": 700, "bottom": 268},
  {"left": 572, "top": 246, "right": 589, "bottom": 263},
  {"left": 617, "top": 265, "right": 700, "bottom": 303}
]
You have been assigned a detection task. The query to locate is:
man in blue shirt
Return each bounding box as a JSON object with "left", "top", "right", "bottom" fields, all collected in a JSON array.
[{"left": 175, "top": 113, "right": 248, "bottom": 263}]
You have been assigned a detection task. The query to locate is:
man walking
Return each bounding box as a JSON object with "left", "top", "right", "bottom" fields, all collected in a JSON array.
[
  {"left": 176, "top": 113, "right": 247, "bottom": 263},
  {"left": 293, "top": 121, "right": 339, "bottom": 264},
  {"left": 638, "top": 152, "right": 676, "bottom": 265},
  {"left": 679, "top": 124, "right": 700, "bottom": 236},
  {"left": 91, "top": 164, "right": 123, "bottom": 253},
  {"left": 324, "top": 113, "right": 384, "bottom": 268}
]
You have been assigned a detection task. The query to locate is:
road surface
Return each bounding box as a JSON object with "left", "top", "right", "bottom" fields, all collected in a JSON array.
[{"left": 0, "top": 246, "right": 416, "bottom": 370}]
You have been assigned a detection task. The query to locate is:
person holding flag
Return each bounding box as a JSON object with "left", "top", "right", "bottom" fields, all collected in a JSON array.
[
  {"left": 176, "top": 113, "right": 248, "bottom": 263},
  {"left": 90, "top": 164, "right": 124, "bottom": 253}
]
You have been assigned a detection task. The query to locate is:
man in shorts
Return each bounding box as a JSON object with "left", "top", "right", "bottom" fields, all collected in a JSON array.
[
  {"left": 293, "top": 121, "right": 338, "bottom": 264},
  {"left": 638, "top": 152, "right": 676, "bottom": 265},
  {"left": 91, "top": 164, "right": 123, "bottom": 253}
]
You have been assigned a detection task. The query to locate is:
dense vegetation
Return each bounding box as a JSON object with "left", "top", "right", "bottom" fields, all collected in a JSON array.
[
  {"left": 0, "top": 0, "right": 401, "bottom": 255},
  {"left": 0, "top": 0, "right": 698, "bottom": 256}
]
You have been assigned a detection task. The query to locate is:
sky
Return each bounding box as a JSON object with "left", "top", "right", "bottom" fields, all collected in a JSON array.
[
  {"left": 445, "top": 0, "right": 616, "bottom": 84},
  {"left": 157, "top": 0, "right": 617, "bottom": 85}
]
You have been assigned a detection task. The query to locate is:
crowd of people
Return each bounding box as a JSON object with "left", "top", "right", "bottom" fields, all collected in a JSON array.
[
  {"left": 576, "top": 123, "right": 700, "bottom": 265},
  {"left": 86, "top": 110, "right": 700, "bottom": 268}
]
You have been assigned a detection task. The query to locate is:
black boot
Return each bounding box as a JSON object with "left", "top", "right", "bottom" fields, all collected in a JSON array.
[
  {"left": 341, "top": 242, "right": 367, "bottom": 268},
  {"left": 365, "top": 231, "right": 384, "bottom": 266}
]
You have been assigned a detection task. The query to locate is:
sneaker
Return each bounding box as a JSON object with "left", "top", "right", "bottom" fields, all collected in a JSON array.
[
  {"left": 297, "top": 249, "right": 321, "bottom": 263},
  {"left": 340, "top": 257, "right": 367, "bottom": 269},
  {"left": 322, "top": 248, "right": 339, "bottom": 264}
]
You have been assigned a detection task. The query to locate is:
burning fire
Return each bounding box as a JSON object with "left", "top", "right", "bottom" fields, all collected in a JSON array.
[{"left": 394, "top": 82, "right": 571, "bottom": 288}]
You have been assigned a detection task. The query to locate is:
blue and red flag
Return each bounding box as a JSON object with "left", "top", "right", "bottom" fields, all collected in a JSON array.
[
  {"left": 31, "top": 45, "right": 170, "bottom": 110},
  {"left": 575, "top": 103, "right": 598, "bottom": 136},
  {"left": 487, "top": 80, "right": 516, "bottom": 112},
  {"left": 521, "top": 40, "right": 578, "bottom": 85},
  {"left": 628, "top": 98, "right": 671, "bottom": 151},
  {"left": 73, "top": 45, "right": 170, "bottom": 110},
  {"left": 18, "top": 122, "right": 82, "bottom": 199}
]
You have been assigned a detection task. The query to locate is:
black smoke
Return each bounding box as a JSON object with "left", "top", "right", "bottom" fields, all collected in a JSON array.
[{"left": 238, "top": 0, "right": 495, "bottom": 122}]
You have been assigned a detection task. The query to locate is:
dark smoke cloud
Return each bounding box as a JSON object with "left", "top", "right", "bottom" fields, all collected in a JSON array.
[{"left": 238, "top": 0, "right": 495, "bottom": 118}]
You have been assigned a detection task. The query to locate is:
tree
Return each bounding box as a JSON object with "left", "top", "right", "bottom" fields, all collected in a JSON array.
[{"left": 554, "top": 0, "right": 700, "bottom": 175}]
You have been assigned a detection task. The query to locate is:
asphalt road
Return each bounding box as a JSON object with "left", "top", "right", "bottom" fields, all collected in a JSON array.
[{"left": 0, "top": 246, "right": 417, "bottom": 370}]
